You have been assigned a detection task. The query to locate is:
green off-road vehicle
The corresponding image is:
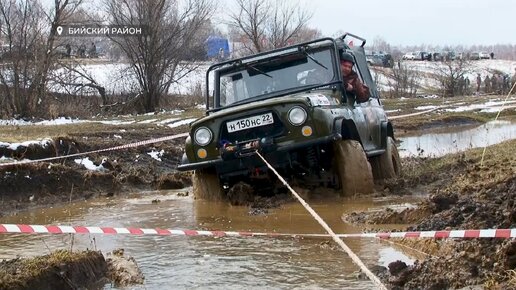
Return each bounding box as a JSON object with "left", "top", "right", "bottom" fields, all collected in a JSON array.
[{"left": 177, "top": 33, "right": 401, "bottom": 200}]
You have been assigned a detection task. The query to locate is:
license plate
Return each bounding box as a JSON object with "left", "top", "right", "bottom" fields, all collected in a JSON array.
[{"left": 226, "top": 113, "right": 274, "bottom": 133}]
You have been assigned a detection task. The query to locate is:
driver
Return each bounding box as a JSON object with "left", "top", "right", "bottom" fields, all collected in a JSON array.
[{"left": 340, "top": 52, "right": 370, "bottom": 103}]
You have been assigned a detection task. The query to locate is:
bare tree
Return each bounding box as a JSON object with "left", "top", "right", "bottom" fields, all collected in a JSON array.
[
  {"left": 384, "top": 63, "right": 421, "bottom": 98},
  {"left": 228, "top": 0, "right": 312, "bottom": 54},
  {"left": 371, "top": 36, "right": 391, "bottom": 54},
  {"left": 51, "top": 59, "right": 107, "bottom": 104},
  {"left": 105, "top": 0, "right": 213, "bottom": 113},
  {"left": 0, "top": 0, "right": 82, "bottom": 118},
  {"left": 432, "top": 58, "right": 471, "bottom": 97}
]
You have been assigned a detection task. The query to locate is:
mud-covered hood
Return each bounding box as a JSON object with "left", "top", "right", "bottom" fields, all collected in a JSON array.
[{"left": 191, "top": 90, "right": 335, "bottom": 127}]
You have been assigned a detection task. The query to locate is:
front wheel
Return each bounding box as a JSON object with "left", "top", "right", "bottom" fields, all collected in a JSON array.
[
  {"left": 371, "top": 136, "right": 402, "bottom": 180},
  {"left": 192, "top": 168, "right": 224, "bottom": 200},
  {"left": 333, "top": 140, "right": 375, "bottom": 196}
]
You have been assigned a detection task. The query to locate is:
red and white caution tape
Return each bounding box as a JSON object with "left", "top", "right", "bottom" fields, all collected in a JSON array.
[
  {"left": 1, "top": 224, "right": 515, "bottom": 239},
  {"left": 0, "top": 132, "right": 189, "bottom": 167}
]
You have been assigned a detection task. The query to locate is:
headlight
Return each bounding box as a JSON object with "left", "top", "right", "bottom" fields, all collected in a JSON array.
[
  {"left": 288, "top": 106, "right": 307, "bottom": 126},
  {"left": 194, "top": 127, "right": 212, "bottom": 146}
]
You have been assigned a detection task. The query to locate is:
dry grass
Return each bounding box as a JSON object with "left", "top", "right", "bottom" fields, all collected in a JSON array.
[{"left": 0, "top": 106, "right": 204, "bottom": 142}]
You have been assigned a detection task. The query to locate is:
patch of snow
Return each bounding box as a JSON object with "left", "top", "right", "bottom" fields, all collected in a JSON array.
[
  {"left": 138, "top": 118, "right": 158, "bottom": 124},
  {"left": 385, "top": 109, "right": 401, "bottom": 114},
  {"left": 445, "top": 99, "right": 516, "bottom": 112},
  {"left": 480, "top": 104, "right": 516, "bottom": 113},
  {"left": 195, "top": 104, "right": 206, "bottom": 109},
  {"left": 119, "top": 129, "right": 126, "bottom": 132},
  {"left": 157, "top": 118, "right": 180, "bottom": 125},
  {"left": 74, "top": 157, "right": 106, "bottom": 171},
  {"left": 98, "top": 120, "right": 135, "bottom": 125},
  {"left": 36, "top": 117, "right": 86, "bottom": 126},
  {"left": 114, "top": 135, "right": 123, "bottom": 139},
  {"left": 0, "top": 139, "right": 52, "bottom": 151},
  {"left": 0, "top": 156, "right": 15, "bottom": 163},
  {"left": 147, "top": 149, "right": 164, "bottom": 161},
  {"left": 415, "top": 105, "right": 438, "bottom": 111},
  {"left": 0, "top": 117, "right": 85, "bottom": 126},
  {"left": 167, "top": 118, "right": 197, "bottom": 128}
]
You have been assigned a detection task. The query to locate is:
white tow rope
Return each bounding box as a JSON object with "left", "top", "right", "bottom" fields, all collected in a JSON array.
[{"left": 255, "top": 151, "right": 388, "bottom": 290}]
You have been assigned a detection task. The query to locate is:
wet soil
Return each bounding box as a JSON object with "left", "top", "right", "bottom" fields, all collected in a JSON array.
[{"left": 344, "top": 139, "right": 516, "bottom": 289}]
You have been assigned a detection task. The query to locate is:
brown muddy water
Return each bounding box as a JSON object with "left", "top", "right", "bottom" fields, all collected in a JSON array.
[
  {"left": 398, "top": 120, "right": 516, "bottom": 158},
  {"left": 0, "top": 191, "right": 425, "bottom": 289}
]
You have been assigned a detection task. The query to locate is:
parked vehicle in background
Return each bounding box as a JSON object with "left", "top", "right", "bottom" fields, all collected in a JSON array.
[
  {"left": 479, "top": 52, "right": 490, "bottom": 59},
  {"left": 366, "top": 54, "right": 384, "bottom": 67},
  {"left": 380, "top": 53, "right": 394, "bottom": 67},
  {"left": 442, "top": 51, "right": 456, "bottom": 61},
  {"left": 402, "top": 52, "right": 417, "bottom": 60},
  {"left": 367, "top": 53, "right": 393, "bottom": 68},
  {"left": 469, "top": 52, "right": 480, "bottom": 60},
  {"left": 431, "top": 52, "right": 443, "bottom": 61}
]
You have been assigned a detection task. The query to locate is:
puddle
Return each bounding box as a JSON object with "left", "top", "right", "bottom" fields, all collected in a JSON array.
[
  {"left": 398, "top": 120, "right": 516, "bottom": 157},
  {"left": 0, "top": 192, "right": 424, "bottom": 289},
  {"left": 378, "top": 247, "right": 415, "bottom": 267}
]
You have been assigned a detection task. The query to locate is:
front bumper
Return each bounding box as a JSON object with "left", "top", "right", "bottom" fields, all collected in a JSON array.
[{"left": 176, "top": 133, "right": 341, "bottom": 172}]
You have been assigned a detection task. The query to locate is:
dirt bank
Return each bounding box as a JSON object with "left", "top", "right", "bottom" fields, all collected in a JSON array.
[
  {"left": 0, "top": 249, "right": 145, "bottom": 290},
  {"left": 344, "top": 139, "right": 516, "bottom": 289},
  {"left": 0, "top": 250, "right": 108, "bottom": 290},
  {"left": 0, "top": 124, "right": 192, "bottom": 215}
]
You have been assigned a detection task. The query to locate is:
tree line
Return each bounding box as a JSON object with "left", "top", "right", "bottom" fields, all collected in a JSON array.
[{"left": 0, "top": 0, "right": 315, "bottom": 119}]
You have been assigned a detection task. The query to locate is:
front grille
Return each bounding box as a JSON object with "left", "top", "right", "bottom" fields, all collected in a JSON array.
[{"left": 219, "top": 111, "right": 285, "bottom": 144}]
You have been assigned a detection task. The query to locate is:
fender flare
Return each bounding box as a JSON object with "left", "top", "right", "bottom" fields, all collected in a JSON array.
[
  {"left": 380, "top": 121, "right": 394, "bottom": 148},
  {"left": 334, "top": 118, "right": 361, "bottom": 143}
]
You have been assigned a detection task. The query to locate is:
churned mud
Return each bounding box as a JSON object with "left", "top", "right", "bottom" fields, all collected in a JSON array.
[{"left": 344, "top": 139, "right": 516, "bottom": 289}]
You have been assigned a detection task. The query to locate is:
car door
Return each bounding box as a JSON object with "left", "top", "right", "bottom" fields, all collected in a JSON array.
[{"left": 352, "top": 48, "right": 383, "bottom": 152}]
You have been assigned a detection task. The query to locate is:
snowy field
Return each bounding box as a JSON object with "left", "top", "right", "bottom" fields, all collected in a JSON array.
[
  {"left": 48, "top": 59, "right": 516, "bottom": 98},
  {"left": 48, "top": 62, "right": 213, "bottom": 96},
  {"left": 372, "top": 59, "right": 516, "bottom": 94}
]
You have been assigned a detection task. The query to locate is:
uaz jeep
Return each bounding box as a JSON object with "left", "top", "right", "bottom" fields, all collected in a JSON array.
[{"left": 177, "top": 33, "right": 401, "bottom": 199}]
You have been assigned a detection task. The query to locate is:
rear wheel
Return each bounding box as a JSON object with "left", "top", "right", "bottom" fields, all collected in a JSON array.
[
  {"left": 371, "top": 137, "right": 402, "bottom": 180},
  {"left": 192, "top": 168, "right": 224, "bottom": 200},
  {"left": 333, "top": 140, "right": 375, "bottom": 196}
]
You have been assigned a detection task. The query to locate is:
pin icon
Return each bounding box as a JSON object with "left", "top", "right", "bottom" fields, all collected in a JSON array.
[{"left": 57, "top": 26, "right": 63, "bottom": 36}]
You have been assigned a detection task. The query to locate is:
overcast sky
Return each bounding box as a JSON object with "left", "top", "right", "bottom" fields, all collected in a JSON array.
[
  {"left": 301, "top": 0, "right": 515, "bottom": 46},
  {"left": 43, "top": 0, "right": 515, "bottom": 47}
]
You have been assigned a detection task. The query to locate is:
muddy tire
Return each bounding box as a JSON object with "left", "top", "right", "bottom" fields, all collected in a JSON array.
[
  {"left": 192, "top": 168, "right": 224, "bottom": 200},
  {"left": 333, "top": 140, "right": 375, "bottom": 196},
  {"left": 371, "top": 137, "right": 402, "bottom": 180}
]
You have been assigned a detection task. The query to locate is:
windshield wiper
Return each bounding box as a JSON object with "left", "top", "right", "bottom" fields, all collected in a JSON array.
[
  {"left": 299, "top": 47, "right": 328, "bottom": 70},
  {"left": 246, "top": 63, "right": 273, "bottom": 78}
]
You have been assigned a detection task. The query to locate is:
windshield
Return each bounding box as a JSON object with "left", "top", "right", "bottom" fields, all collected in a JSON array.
[{"left": 217, "top": 47, "right": 335, "bottom": 107}]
